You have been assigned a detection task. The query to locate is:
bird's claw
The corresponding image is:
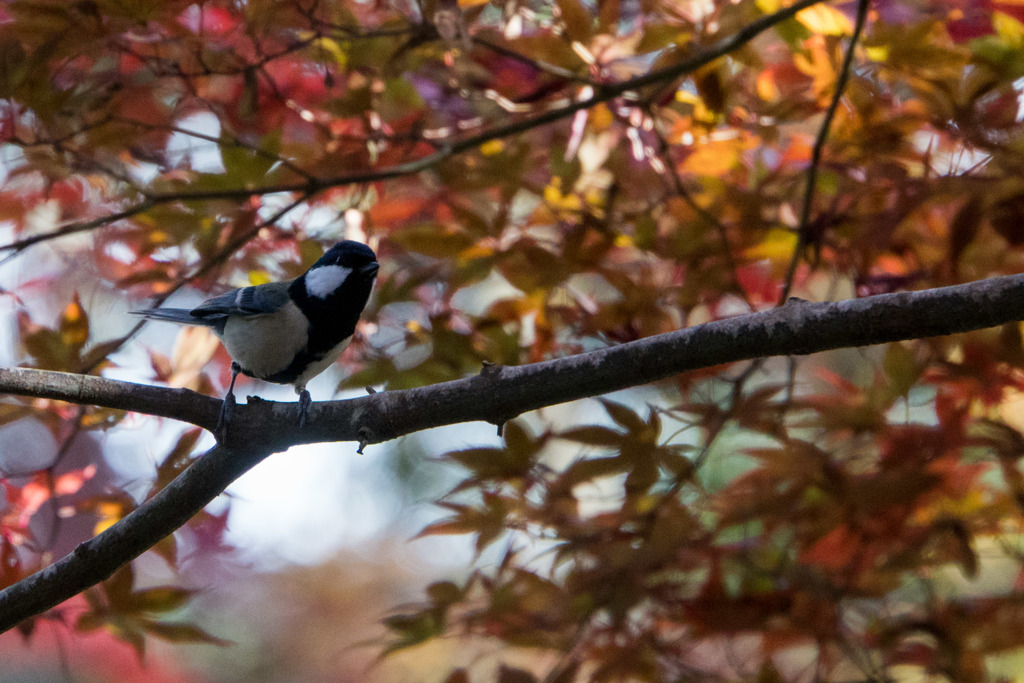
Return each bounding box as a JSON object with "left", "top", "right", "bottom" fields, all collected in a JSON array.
[
  {"left": 216, "top": 391, "right": 236, "bottom": 442},
  {"left": 216, "top": 361, "right": 241, "bottom": 443},
  {"left": 298, "top": 389, "right": 311, "bottom": 427}
]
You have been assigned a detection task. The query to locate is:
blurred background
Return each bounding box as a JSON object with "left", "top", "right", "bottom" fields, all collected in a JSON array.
[{"left": 4, "top": 0, "right": 1024, "bottom": 680}]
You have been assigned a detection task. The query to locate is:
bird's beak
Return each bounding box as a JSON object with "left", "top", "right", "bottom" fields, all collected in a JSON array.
[{"left": 361, "top": 262, "right": 380, "bottom": 277}]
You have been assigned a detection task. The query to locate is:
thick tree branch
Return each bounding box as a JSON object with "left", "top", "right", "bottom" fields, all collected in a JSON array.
[
  {"left": 2, "top": 273, "right": 1024, "bottom": 631},
  {"left": 0, "top": 368, "right": 221, "bottom": 430},
  {"left": 3, "top": 272, "right": 1021, "bottom": 632},
  {"left": 0, "top": 443, "right": 264, "bottom": 633}
]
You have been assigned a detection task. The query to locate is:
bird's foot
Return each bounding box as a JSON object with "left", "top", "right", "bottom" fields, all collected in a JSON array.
[
  {"left": 216, "top": 362, "right": 241, "bottom": 442},
  {"left": 298, "top": 389, "right": 312, "bottom": 427},
  {"left": 216, "top": 391, "right": 236, "bottom": 442}
]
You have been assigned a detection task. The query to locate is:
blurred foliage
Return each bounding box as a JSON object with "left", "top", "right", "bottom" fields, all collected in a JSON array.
[{"left": 2, "top": 0, "right": 1024, "bottom": 680}]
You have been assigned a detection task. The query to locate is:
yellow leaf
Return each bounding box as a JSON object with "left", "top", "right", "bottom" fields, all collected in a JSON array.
[
  {"left": 680, "top": 135, "right": 750, "bottom": 176},
  {"left": 479, "top": 139, "right": 504, "bottom": 156},
  {"left": 796, "top": 4, "right": 853, "bottom": 35},
  {"left": 864, "top": 45, "right": 889, "bottom": 61},
  {"left": 543, "top": 179, "right": 582, "bottom": 212},
  {"left": 757, "top": 70, "right": 780, "bottom": 101},
  {"left": 590, "top": 103, "right": 613, "bottom": 130},
  {"left": 169, "top": 327, "right": 220, "bottom": 389},
  {"left": 247, "top": 270, "right": 272, "bottom": 286},
  {"left": 312, "top": 37, "right": 347, "bottom": 66},
  {"left": 743, "top": 228, "right": 798, "bottom": 269},
  {"left": 60, "top": 295, "right": 89, "bottom": 350},
  {"left": 994, "top": 10, "right": 1024, "bottom": 43},
  {"left": 674, "top": 90, "right": 701, "bottom": 105},
  {"left": 1000, "top": 387, "right": 1024, "bottom": 431},
  {"left": 94, "top": 502, "right": 125, "bottom": 535}
]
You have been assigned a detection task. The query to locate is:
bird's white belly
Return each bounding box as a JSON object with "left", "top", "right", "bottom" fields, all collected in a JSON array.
[
  {"left": 292, "top": 337, "right": 352, "bottom": 391},
  {"left": 219, "top": 301, "right": 308, "bottom": 379}
]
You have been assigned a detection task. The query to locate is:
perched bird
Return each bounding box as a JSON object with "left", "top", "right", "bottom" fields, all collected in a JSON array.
[{"left": 133, "top": 240, "right": 379, "bottom": 432}]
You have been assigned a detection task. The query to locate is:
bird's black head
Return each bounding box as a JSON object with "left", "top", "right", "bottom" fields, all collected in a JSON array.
[
  {"left": 293, "top": 239, "right": 379, "bottom": 326},
  {"left": 314, "top": 240, "right": 377, "bottom": 271}
]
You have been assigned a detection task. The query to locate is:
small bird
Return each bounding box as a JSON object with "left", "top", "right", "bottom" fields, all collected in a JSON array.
[{"left": 133, "top": 240, "right": 379, "bottom": 432}]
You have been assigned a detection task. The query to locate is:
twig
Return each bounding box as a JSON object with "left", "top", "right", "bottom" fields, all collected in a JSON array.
[
  {"left": 779, "top": 0, "right": 871, "bottom": 302},
  {"left": 0, "top": 201, "right": 156, "bottom": 261},
  {"left": 111, "top": 116, "right": 314, "bottom": 181},
  {"left": 471, "top": 36, "right": 593, "bottom": 84}
]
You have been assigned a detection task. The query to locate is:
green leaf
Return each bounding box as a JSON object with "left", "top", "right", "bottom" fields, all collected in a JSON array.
[
  {"left": 883, "top": 342, "right": 919, "bottom": 399},
  {"left": 149, "top": 427, "right": 203, "bottom": 499},
  {"left": 141, "top": 620, "right": 231, "bottom": 646},
  {"left": 103, "top": 564, "right": 135, "bottom": 610},
  {"left": 446, "top": 447, "right": 531, "bottom": 479},
  {"left": 127, "top": 586, "right": 195, "bottom": 614},
  {"left": 416, "top": 498, "right": 510, "bottom": 552},
  {"left": 380, "top": 77, "right": 425, "bottom": 121},
  {"left": 503, "top": 420, "right": 540, "bottom": 457},
  {"left": 382, "top": 611, "right": 444, "bottom": 653},
  {"left": 391, "top": 222, "right": 476, "bottom": 259},
  {"left": 75, "top": 612, "right": 104, "bottom": 633},
  {"left": 426, "top": 580, "right": 464, "bottom": 607},
  {"left": 624, "top": 458, "right": 659, "bottom": 497}
]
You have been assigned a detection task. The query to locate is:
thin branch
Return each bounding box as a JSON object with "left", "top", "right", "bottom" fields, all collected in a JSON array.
[
  {"left": 0, "top": 442, "right": 261, "bottom": 635},
  {"left": 111, "top": 116, "right": 315, "bottom": 180},
  {"left": 471, "top": 36, "right": 593, "bottom": 84},
  {"left": 0, "top": 368, "right": 221, "bottom": 431},
  {"left": 0, "top": 0, "right": 831, "bottom": 255},
  {"left": 33, "top": 412, "right": 85, "bottom": 554},
  {"left": 110, "top": 33, "right": 322, "bottom": 80},
  {"left": 643, "top": 105, "right": 746, "bottom": 304},
  {"left": 779, "top": 0, "right": 870, "bottom": 302},
  {"left": 0, "top": 201, "right": 156, "bottom": 261}
]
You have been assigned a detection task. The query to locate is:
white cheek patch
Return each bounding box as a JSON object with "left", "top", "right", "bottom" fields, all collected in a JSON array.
[{"left": 305, "top": 265, "right": 352, "bottom": 299}]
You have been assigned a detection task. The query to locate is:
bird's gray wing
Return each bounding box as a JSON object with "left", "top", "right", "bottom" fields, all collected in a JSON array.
[
  {"left": 189, "top": 281, "right": 293, "bottom": 319},
  {"left": 131, "top": 308, "right": 216, "bottom": 326}
]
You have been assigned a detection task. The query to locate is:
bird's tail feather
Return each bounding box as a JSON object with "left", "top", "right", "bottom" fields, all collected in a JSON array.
[{"left": 130, "top": 308, "right": 213, "bottom": 326}]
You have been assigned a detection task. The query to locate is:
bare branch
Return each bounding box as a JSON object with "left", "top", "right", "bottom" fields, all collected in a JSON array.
[
  {"left": 0, "top": 368, "right": 220, "bottom": 430},
  {"left": 10, "top": 272, "right": 1024, "bottom": 452},
  {"left": 111, "top": 116, "right": 315, "bottom": 180},
  {"left": 0, "top": 201, "right": 156, "bottom": 260},
  {"left": 0, "top": 271, "right": 1023, "bottom": 633}
]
